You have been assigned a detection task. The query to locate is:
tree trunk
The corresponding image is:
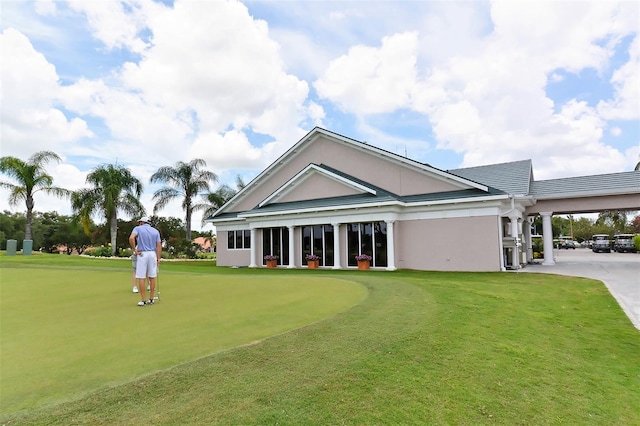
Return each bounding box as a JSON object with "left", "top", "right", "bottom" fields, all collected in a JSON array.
[
  {"left": 110, "top": 211, "right": 118, "bottom": 256},
  {"left": 185, "top": 208, "right": 192, "bottom": 242},
  {"left": 25, "top": 195, "right": 34, "bottom": 240}
]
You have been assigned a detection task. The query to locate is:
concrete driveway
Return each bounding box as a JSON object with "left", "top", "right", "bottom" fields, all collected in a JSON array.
[{"left": 519, "top": 248, "right": 640, "bottom": 331}]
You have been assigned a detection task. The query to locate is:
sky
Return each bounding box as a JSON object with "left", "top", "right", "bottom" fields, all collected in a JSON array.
[{"left": 1, "top": 0, "right": 639, "bottom": 232}]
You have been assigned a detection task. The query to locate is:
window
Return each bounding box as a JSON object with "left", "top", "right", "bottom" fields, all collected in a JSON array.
[
  {"left": 227, "top": 230, "right": 251, "bottom": 249},
  {"left": 301, "top": 225, "right": 334, "bottom": 266},
  {"left": 347, "top": 222, "right": 387, "bottom": 267},
  {"left": 262, "top": 227, "right": 289, "bottom": 265}
]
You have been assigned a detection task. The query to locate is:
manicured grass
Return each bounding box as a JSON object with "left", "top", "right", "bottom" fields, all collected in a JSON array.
[
  {"left": 0, "top": 257, "right": 366, "bottom": 416},
  {"left": 1, "top": 255, "right": 639, "bottom": 425}
]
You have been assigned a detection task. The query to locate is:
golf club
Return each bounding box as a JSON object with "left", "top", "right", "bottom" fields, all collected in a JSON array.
[{"left": 154, "top": 268, "right": 160, "bottom": 301}]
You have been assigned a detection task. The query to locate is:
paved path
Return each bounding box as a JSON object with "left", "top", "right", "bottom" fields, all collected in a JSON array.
[{"left": 519, "top": 249, "right": 640, "bottom": 331}]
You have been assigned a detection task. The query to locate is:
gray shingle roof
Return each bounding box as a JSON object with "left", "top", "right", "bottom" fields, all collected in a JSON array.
[
  {"left": 530, "top": 171, "right": 640, "bottom": 199},
  {"left": 448, "top": 159, "right": 533, "bottom": 195}
]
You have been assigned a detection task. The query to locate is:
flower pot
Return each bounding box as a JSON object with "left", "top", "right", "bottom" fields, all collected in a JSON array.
[
  {"left": 357, "top": 260, "right": 370, "bottom": 270},
  {"left": 307, "top": 260, "right": 319, "bottom": 269},
  {"left": 266, "top": 259, "right": 278, "bottom": 268}
]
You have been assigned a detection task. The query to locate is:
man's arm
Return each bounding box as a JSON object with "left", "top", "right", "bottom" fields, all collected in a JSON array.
[
  {"left": 156, "top": 241, "right": 162, "bottom": 262},
  {"left": 129, "top": 232, "right": 138, "bottom": 254}
]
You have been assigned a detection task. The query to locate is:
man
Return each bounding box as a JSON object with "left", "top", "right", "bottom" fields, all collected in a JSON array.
[{"left": 129, "top": 217, "right": 162, "bottom": 306}]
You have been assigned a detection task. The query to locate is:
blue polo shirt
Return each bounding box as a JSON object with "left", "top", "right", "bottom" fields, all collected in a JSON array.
[{"left": 132, "top": 224, "right": 161, "bottom": 251}]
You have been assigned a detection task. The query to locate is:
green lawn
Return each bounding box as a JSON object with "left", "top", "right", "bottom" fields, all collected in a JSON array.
[{"left": 1, "top": 254, "right": 639, "bottom": 425}]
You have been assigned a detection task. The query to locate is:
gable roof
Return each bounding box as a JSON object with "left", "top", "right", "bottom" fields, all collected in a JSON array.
[
  {"left": 448, "top": 159, "right": 533, "bottom": 195},
  {"left": 210, "top": 127, "right": 490, "bottom": 218}
]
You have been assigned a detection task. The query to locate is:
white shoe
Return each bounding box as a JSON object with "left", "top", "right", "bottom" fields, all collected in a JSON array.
[
  {"left": 133, "top": 286, "right": 139, "bottom": 293},
  {"left": 147, "top": 285, "right": 151, "bottom": 291},
  {"left": 137, "top": 300, "right": 145, "bottom": 306}
]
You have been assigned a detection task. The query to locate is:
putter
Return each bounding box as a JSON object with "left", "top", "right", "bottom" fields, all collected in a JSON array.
[{"left": 154, "top": 273, "right": 160, "bottom": 301}]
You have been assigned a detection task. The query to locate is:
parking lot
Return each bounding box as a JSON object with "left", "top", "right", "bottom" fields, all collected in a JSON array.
[{"left": 521, "top": 248, "right": 640, "bottom": 330}]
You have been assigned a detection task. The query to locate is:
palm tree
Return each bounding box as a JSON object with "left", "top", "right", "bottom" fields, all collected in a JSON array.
[
  {"left": 0, "top": 151, "right": 69, "bottom": 240},
  {"left": 71, "top": 164, "right": 145, "bottom": 255},
  {"left": 200, "top": 175, "right": 246, "bottom": 226},
  {"left": 150, "top": 159, "right": 218, "bottom": 241}
]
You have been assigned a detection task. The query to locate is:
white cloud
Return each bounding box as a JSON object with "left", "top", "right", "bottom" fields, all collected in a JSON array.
[
  {"left": 189, "top": 129, "right": 264, "bottom": 173},
  {"left": 597, "top": 36, "right": 640, "bottom": 120},
  {"left": 314, "top": 32, "right": 418, "bottom": 114},
  {"left": 65, "top": 0, "right": 155, "bottom": 53},
  {"left": 116, "top": 0, "right": 313, "bottom": 157},
  {"left": 0, "top": 28, "right": 92, "bottom": 159}
]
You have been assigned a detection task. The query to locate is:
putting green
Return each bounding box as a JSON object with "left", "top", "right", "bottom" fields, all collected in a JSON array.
[{"left": 0, "top": 267, "right": 367, "bottom": 415}]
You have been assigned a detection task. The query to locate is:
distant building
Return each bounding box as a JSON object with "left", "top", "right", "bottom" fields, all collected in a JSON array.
[{"left": 192, "top": 236, "right": 215, "bottom": 252}]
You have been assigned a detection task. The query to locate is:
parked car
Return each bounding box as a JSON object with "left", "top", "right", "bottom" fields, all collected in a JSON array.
[
  {"left": 592, "top": 234, "right": 611, "bottom": 253},
  {"left": 561, "top": 240, "right": 577, "bottom": 249},
  {"left": 613, "top": 234, "right": 637, "bottom": 253}
]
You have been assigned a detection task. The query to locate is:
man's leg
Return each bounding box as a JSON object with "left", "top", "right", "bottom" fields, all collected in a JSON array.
[
  {"left": 138, "top": 277, "right": 147, "bottom": 302},
  {"left": 135, "top": 255, "right": 148, "bottom": 303},
  {"left": 148, "top": 277, "right": 156, "bottom": 301}
]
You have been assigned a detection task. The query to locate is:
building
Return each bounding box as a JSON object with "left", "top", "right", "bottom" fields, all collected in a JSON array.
[{"left": 208, "top": 128, "right": 640, "bottom": 271}]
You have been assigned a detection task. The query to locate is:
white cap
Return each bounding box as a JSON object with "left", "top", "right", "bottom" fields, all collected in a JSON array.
[{"left": 138, "top": 216, "right": 150, "bottom": 223}]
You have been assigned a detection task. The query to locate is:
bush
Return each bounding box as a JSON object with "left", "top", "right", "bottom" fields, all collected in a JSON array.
[{"left": 84, "top": 246, "right": 112, "bottom": 257}]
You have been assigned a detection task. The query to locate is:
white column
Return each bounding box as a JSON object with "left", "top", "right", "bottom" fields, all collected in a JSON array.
[
  {"left": 525, "top": 216, "right": 533, "bottom": 263},
  {"left": 386, "top": 220, "right": 396, "bottom": 271},
  {"left": 249, "top": 228, "right": 257, "bottom": 268},
  {"left": 509, "top": 216, "right": 520, "bottom": 269},
  {"left": 288, "top": 225, "right": 295, "bottom": 268},
  {"left": 332, "top": 223, "right": 341, "bottom": 269},
  {"left": 540, "top": 212, "right": 555, "bottom": 265}
]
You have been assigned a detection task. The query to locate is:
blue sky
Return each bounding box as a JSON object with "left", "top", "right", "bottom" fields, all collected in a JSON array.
[{"left": 1, "top": 0, "right": 638, "bottom": 230}]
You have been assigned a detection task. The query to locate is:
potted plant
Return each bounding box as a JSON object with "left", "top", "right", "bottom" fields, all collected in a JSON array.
[
  {"left": 264, "top": 254, "right": 279, "bottom": 268},
  {"left": 355, "top": 253, "right": 372, "bottom": 270},
  {"left": 305, "top": 253, "right": 320, "bottom": 269}
]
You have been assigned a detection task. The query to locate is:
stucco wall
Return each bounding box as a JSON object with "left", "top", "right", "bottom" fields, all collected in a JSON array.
[
  {"left": 278, "top": 172, "right": 361, "bottom": 203},
  {"left": 396, "top": 215, "right": 502, "bottom": 271},
  {"left": 216, "top": 231, "right": 252, "bottom": 267}
]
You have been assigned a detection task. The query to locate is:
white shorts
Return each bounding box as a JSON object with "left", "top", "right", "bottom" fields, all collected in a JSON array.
[{"left": 135, "top": 251, "right": 158, "bottom": 279}]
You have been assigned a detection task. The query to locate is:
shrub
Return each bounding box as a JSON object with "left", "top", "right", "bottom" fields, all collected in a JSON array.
[{"left": 84, "top": 246, "right": 112, "bottom": 257}]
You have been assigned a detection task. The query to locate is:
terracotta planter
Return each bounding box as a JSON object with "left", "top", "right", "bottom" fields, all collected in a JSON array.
[
  {"left": 307, "top": 260, "right": 319, "bottom": 269},
  {"left": 266, "top": 259, "right": 278, "bottom": 268},
  {"left": 357, "top": 260, "right": 370, "bottom": 270}
]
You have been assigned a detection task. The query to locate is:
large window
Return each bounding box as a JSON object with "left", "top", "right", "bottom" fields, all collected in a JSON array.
[
  {"left": 227, "top": 230, "right": 251, "bottom": 249},
  {"left": 347, "top": 222, "right": 387, "bottom": 267},
  {"left": 301, "top": 225, "right": 334, "bottom": 266},
  {"left": 262, "top": 227, "right": 289, "bottom": 265}
]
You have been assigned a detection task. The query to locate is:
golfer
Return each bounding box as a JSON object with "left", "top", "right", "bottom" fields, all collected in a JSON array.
[{"left": 129, "top": 217, "right": 161, "bottom": 306}]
